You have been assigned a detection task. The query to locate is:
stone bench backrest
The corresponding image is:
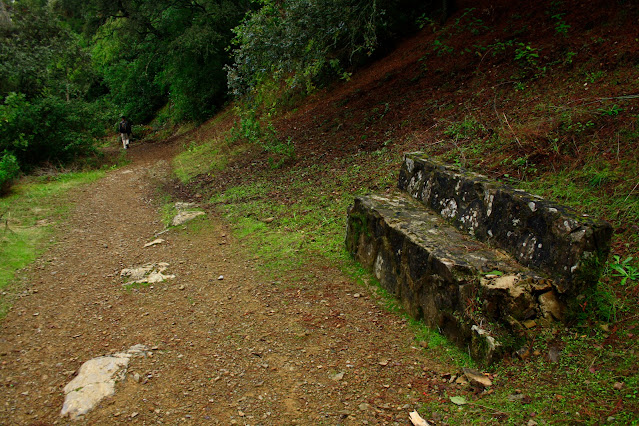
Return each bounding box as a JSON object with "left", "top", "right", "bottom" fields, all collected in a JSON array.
[{"left": 397, "top": 153, "right": 613, "bottom": 294}]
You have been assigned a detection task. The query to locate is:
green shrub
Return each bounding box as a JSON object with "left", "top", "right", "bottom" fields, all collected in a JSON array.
[
  {"left": 227, "top": 0, "right": 429, "bottom": 99},
  {"left": 0, "top": 152, "right": 20, "bottom": 194},
  {"left": 229, "top": 107, "right": 295, "bottom": 168},
  {"left": 0, "top": 93, "right": 100, "bottom": 170}
]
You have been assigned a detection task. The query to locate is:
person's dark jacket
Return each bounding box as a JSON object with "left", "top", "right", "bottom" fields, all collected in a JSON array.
[{"left": 118, "top": 120, "right": 132, "bottom": 134}]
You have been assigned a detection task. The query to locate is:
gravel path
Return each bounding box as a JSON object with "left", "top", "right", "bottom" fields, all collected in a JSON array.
[{"left": 0, "top": 141, "right": 446, "bottom": 425}]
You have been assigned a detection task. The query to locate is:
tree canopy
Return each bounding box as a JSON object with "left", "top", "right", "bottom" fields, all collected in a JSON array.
[{"left": 0, "top": 0, "right": 431, "bottom": 187}]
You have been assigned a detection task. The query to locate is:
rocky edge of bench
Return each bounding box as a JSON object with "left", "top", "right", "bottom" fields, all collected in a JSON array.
[{"left": 345, "top": 153, "right": 612, "bottom": 364}]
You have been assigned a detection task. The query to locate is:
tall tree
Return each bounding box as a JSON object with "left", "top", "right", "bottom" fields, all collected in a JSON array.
[{"left": 55, "top": 0, "right": 250, "bottom": 123}]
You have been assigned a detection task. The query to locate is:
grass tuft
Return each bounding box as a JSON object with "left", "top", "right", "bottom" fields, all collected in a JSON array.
[{"left": 0, "top": 170, "right": 104, "bottom": 318}]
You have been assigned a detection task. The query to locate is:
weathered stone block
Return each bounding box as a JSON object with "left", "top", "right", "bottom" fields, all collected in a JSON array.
[
  {"left": 398, "top": 153, "right": 612, "bottom": 294},
  {"left": 347, "top": 154, "right": 613, "bottom": 364},
  {"left": 346, "top": 193, "right": 547, "bottom": 363}
]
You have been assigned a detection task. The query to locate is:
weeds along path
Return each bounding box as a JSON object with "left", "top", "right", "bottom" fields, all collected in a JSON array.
[{"left": 0, "top": 139, "right": 446, "bottom": 425}]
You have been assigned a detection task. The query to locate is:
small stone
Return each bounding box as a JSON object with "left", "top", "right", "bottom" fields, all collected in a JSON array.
[
  {"left": 263, "top": 217, "right": 275, "bottom": 223},
  {"left": 174, "top": 202, "right": 197, "bottom": 211},
  {"left": 179, "top": 285, "right": 185, "bottom": 290},
  {"left": 330, "top": 372, "right": 345, "bottom": 381},
  {"left": 463, "top": 368, "right": 492, "bottom": 387},
  {"left": 218, "top": 275, "right": 224, "bottom": 280},
  {"left": 144, "top": 238, "right": 165, "bottom": 248},
  {"left": 455, "top": 376, "right": 468, "bottom": 385},
  {"left": 527, "top": 420, "right": 537, "bottom": 426},
  {"left": 353, "top": 293, "right": 361, "bottom": 298},
  {"left": 61, "top": 344, "right": 147, "bottom": 419},
  {"left": 613, "top": 382, "right": 624, "bottom": 390},
  {"left": 548, "top": 346, "right": 561, "bottom": 363},
  {"left": 171, "top": 211, "right": 205, "bottom": 226},
  {"left": 130, "top": 412, "right": 138, "bottom": 418}
]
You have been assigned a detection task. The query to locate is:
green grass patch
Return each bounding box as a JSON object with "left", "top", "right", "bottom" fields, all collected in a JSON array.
[
  {"left": 209, "top": 165, "right": 367, "bottom": 280},
  {"left": 173, "top": 138, "right": 234, "bottom": 183},
  {"left": 158, "top": 197, "right": 176, "bottom": 227},
  {"left": 0, "top": 170, "right": 104, "bottom": 317},
  {"left": 415, "top": 327, "right": 638, "bottom": 424},
  {"left": 516, "top": 164, "right": 638, "bottom": 224}
]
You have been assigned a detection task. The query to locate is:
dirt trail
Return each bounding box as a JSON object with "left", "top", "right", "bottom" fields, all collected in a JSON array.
[{"left": 0, "top": 140, "right": 446, "bottom": 425}]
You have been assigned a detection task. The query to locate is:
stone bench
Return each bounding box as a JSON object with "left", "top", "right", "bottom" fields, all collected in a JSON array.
[{"left": 345, "top": 153, "right": 613, "bottom": 364}]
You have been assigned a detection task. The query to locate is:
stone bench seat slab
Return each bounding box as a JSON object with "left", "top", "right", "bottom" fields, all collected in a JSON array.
[{"left": 346, "top": 192, "right": 563, "bottom": 363}]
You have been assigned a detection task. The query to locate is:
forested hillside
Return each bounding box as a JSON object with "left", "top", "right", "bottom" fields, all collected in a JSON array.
[{"left": 0, "top": 0, "right": 428, "bottom": 187}]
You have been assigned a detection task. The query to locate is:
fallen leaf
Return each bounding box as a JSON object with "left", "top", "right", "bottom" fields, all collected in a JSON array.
[
  {"left": 450, "top": 396, "right": 468, "bottom": 406},
  {"left": 409, "top": 410, "right": 431, "bottom": 426}
]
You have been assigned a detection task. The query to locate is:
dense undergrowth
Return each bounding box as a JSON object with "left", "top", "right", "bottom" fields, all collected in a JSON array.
[{"left": 169, "top": 0, "right": 639, "bottom": 423}]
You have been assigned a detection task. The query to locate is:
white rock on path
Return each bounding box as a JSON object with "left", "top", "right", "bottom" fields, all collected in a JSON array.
[
  {"left": 61, "top": 344, "right": 150, "bottom": 420},
  {"left": 144, "top": 238, "right": 165, "bottom": 247},
  {"left": 120, "top": 262, "right": 175, "bottom": 284},
  {"left": 171, "top": 210, "right": 205, "bottom": 226},
  {"left": 174, "top": 202, "right": 197, "bottom": 211}
]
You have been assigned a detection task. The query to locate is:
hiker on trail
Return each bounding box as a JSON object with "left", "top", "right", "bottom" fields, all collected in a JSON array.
[{"left": 118, "top": 116, "right": 132, "bottom": 149}]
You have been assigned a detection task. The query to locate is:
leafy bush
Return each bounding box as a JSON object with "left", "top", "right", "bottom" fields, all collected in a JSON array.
[
  {"left": 0, "top": 92, "right": 100, "bottom": 170},
  {"left": 0, "top": 152, "right": 20, "bottom": 194},
  {"left": 88, "top": 0, "right": 246, "bottom": 124},
  {"left": 227, "top": 0, "right": 429, "bottom": 100},
  {"left": 229, "top": 107, "right": 295, "bottom": 168}
]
